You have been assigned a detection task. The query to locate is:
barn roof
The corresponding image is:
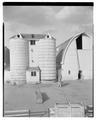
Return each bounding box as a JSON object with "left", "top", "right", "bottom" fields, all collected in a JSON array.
[
  {"left": 56, "top": 32, "right": 88, "bottom": 69},
  {"left": 21, "top": 34, "right": 46, "bottom": 39},
  {"left": 10, "top": 33, "right": 56, "bottom": 40},
  {"left": 56, "top": 37, "right": 72, "bottom": 56},
  {"left": 56, "top": 38, "right": 72, "bottom": 69},
  {"left": 27, "top": 67, "right": 40, "bottom": 71}
]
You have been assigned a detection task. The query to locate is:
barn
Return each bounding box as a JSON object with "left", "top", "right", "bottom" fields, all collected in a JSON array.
[
  {"left": 5, "top": 33, "right": 56, "bottom": 84},
  {"left": 56, "top": 32, "right": 93, "bottom": 80}
]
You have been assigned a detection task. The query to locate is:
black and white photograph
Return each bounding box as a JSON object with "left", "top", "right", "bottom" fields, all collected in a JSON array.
[{"left": 3, "top": 2, "right": 94, "bottom": 117}]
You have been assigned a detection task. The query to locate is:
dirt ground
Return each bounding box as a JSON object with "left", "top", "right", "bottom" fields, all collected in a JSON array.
[{"left": 4, "top": 80, "right": 93, "bottom": 112}]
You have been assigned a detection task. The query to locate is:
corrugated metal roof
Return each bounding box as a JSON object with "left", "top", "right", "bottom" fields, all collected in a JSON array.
[
  {"left": 56, "top": 38, "right": 72, "bottom": 69},
  {"left": 10, "top": 33, "right": 56, "bottom": 40},
  {"left": 56, "top": 37, "right": 72, "bottom": 56},
  {"left": 21, "top": 34, "right": 46, "bottom": 40},
  {"left": 27, "top": 67, "right": 40, "bottom": 71}
]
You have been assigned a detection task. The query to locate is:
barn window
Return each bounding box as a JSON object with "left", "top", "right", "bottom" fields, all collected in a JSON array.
[
  {"left": 31, "top": 71, "right": 36, "bottom": 76},
  {"left": 76, "top": 35, "right": 82, "bottom": 49},
  {"left": 31, "top": 72, "right": 34, "bottom": 76},
  {"left": 34, "top": 71, "right": 36, "bottom": 76},
  {"left": 30, "top": 40, "right": 35, "bottom": 45}
]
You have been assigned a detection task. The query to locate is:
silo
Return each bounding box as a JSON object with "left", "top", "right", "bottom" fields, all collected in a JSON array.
[
  {"left": 9, "top": 34, "right": 28, "bottom": 84},
  {"left": 38, "top": 35, "right": 56, "bottom": 82}
]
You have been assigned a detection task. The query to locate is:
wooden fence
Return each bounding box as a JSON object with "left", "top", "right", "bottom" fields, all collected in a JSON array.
[
  {"left": 4, "top": 104, "right": 93, "bottom": 117},
  {"left": 4, "top": 109, "right": 49, "bottom": 117}
]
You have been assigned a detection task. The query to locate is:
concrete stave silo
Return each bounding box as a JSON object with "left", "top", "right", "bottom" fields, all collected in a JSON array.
[
  {"left": 9, "top": 33, "right": 56, "bottom": 84},
  {"left": 38, "top": 36, "right": 56, "bottom": 82},
  {"left": 9, "top": 34, "right": 29, "bottom": 84}
]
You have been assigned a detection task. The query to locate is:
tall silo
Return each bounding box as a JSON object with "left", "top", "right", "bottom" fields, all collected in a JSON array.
[
  {"left": 9, "top": 34, "right": 29, "bottom": 84},
  {"left": 38, "top": 34, "right": 56, "bottom": 82}
]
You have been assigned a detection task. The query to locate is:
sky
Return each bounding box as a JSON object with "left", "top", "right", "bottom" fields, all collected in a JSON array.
[{"left": 3, "top": 6, "right": 93, "bottom": 47}]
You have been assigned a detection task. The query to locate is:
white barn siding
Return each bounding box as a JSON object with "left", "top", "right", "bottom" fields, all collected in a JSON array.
[
  {"left": 60, "top": 33, "right": 93, "bottom": 81},
  {"left": 26, "top": 70, "right": 40, "bottom": 83},
  {"left": 78, "top": 35, "right": 92, "bottom": 79},
  {"left": 82, "top": 35, "right": 92, "bottom": 50},
  {"left": 62, "top": 40, "right": 79, "bottom": 80},
  {"left": 78, "top": 50, "right": 92, "bottom": 79}
]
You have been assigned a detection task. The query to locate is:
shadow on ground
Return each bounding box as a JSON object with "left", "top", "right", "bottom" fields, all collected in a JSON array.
[
  {"left": 61, "top": 82, "right": 70, "bottom": 87},
  {"left": 42, "top": 92, "right": 49, "bottom": 103}
]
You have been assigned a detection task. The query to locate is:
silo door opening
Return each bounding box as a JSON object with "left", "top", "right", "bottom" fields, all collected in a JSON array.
[{"left": 78, "top": 70, "right": 82, "bottom": 80}]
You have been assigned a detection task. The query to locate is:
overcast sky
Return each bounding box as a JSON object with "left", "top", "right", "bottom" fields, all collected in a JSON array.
[{"left": 3, "top": 6, "right": 93, "bottom": 47}]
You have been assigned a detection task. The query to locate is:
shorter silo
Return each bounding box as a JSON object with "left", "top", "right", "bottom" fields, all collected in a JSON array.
[{"left": 9, "top": 34, "right": 29, "bottom": 84}]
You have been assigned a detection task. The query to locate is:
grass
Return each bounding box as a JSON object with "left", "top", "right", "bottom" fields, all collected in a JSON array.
[{"left": 4, "top": 80, "right": 93, "bottom": 112}]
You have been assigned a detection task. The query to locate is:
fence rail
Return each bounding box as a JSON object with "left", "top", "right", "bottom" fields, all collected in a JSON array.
[{"left": 4, "top": 109, "right": 49, "bottom": 117}]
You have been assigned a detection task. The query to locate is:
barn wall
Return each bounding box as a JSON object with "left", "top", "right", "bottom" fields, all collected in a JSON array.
[
  {"left": 82, "top": 35, "right": 92, "bottom": 50},
  {"left": 62, "top": 40, "right": 79, "bottom": 80},
  {"left": 78, "top": 36, "right": 92, "bottom": 79},
  {"left": 26, "top": 70, "right": 39, "bottom": 83},
  {"left": 61, "top": 35, "right": 93, "bottom": 80},
  {"left": 78, "top": 50, "right": 92, "bottom": 79}
]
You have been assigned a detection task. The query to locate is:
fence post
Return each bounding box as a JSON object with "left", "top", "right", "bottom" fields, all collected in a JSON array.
[
  {"left": 29, "top": 109, "right": 30, "bottom": 117},
  {"left": 48, "top": 108, "right": 50, "bottom": 117}
]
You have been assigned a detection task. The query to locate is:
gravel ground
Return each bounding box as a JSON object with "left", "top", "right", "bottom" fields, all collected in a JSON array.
[{"left": 4, "top": 80, "right": 93, "bottom": 112}]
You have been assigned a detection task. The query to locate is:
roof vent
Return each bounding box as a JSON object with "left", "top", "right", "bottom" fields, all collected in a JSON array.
[
  {"left": 46, "top": 33, "right": 51, "bottom": 39},
  {"left": 47, "top": 35, "right": 49, "bottom": 38},
  {"left": 17, "top": 34, "right": 20, "bottom": 38},
  {"left": 16, "top": 33, "right": 22, "bottom": 38}
]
